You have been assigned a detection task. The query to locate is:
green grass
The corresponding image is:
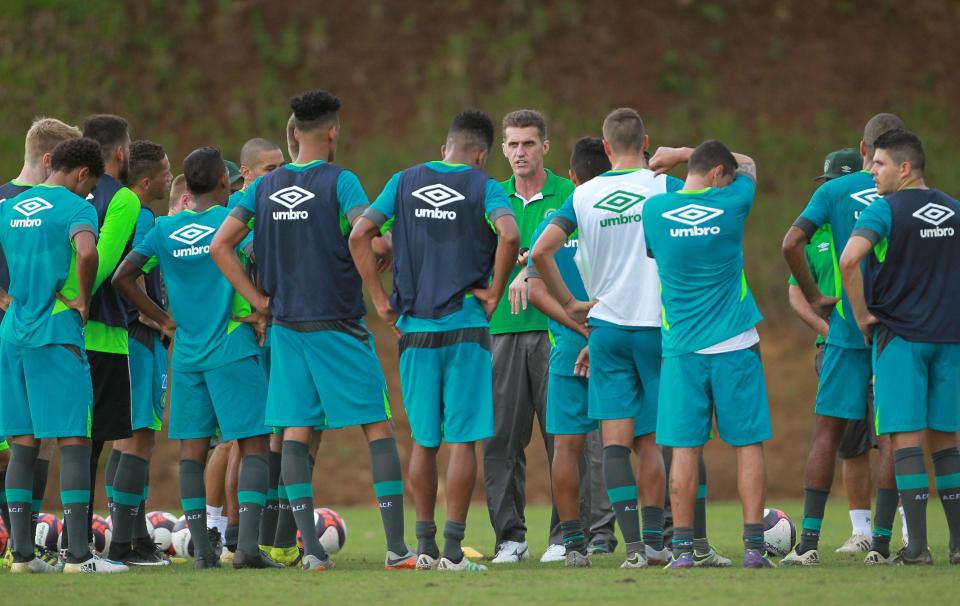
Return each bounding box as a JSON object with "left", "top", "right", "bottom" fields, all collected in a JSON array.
[{"left": 3, "top": 502, "right": 957, "bottom": 605}]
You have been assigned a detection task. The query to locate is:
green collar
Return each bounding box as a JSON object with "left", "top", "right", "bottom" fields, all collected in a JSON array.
[
  {"left": 677, "top": 187, "right": 711, "bottom": 195},
  {"left": 502, "top": 168, "right": 562, "bottom": 199}
]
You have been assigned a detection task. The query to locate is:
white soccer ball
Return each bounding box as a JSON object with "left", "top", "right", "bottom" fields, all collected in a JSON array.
[
  {"left": 171, "top": 527, "right": 193, "bottom": 557},
  {"left": 148, "top": 511, "right": 178, "bottom": 554},
  {"left": 762, "top": 508, "right": 796, "bottom": 557}
]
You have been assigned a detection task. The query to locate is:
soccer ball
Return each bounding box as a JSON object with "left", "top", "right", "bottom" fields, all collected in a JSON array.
[
  {"left": 762, "top": 508, "right": 796, "bottom": 556},
  {"left": 148, "top": 511, "right": 178, "bottom": 554},
  {"left": 91, "top": 514, "right": 112, "bottom": 554},
  {"left": 171, "top": 516, "right": 194, "bottom": 557},
  {"left": 297, "top": 507, "right": 347, "bottom": 555},
  {"left": 0, "top": 518, "right": 8, "bottom": 554},
  {"left": 34, "top": 512, "right": 62, "bottom": 551}
]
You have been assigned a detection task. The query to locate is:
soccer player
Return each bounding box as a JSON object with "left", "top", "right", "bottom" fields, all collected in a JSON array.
[
  {"left": 168, "top": 174, "right": 190, "bottom": 215},
  {"left": 228, "top": 138, "right": 285, "bottom": 210},
  {"left": 640, "top": 142, "right": 773, "bottom": 569},
  {"left": 211, "top": 89, "right": 414, "bottom": 571},
  {"left": 532, "top": 108, "right": 678, "bottom": 569},
  {"left": 112, "top": 146, "right": 278, "bottom": 570},
  {"left": 484, "top": 110, "right": 575, "bottom": 563},
  {"left": 225, "top": 160, "right": 243, "bottom": 193},
  {"left": 787, "top": 147, "right": 886, "bottom": 553},
  {"left": 0, "top": 137, "right": 127, "bottom": 573},
  {"left": 781, "top": 113, "right": 904, "bottom": 565},
  {"left": 0, "top": 117, "right": 81, "bottom": 559},
  {"left": 839, "top": 129, "right": 960, "bottom": 566},
  {"left": 103, "top": 140, "right": 172, "bottom": 566},
  {"left": 350, "top": 109, "right": 519, "bottom": 572}
]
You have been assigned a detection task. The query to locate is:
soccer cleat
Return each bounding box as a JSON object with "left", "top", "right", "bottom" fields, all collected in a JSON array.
[
  {"left": 63, "top": 554, "right": 129, "bottom": 574},
  {"left": 194, "top": 552, "right": 222, "bottom": 570},
  {"left": 301, "top": 554, "right": 335, "bottom": 571},
  {"left": 619, "top": 551, "right": 648, "bottom": 569},
  {"left": 645, "top": 544, "right": 671, "bottom": 566},
  {"left": 384, "top": 550, "right": 417, "bottom": 570},
  {"left": 437, "top": 556, "right": 487, "bottom": 571},
  {"left": 780, "top": 547, "right": 819, "bottom": 566},
  {"left": 835, "top": 532, "right": 871, "bottom": 553},
  {"left": 271, "top": 545, "right": 302, "bottom": 567},
  {"left": 587, "top": 540, "right": 614, "bottom": 556},
  {"left": 565, "top": 550, "right": 591, "bottom": 568},
  {"left": 38, "top": 548, "right": 64, "bottom": 571},
  {"left": 491, "top": 540, "right": 529, "bottom": 564},
  {"left": 693, "top": 546, "right": 733, "bottom": 568},
  {"left": 666, "top": 552, "right": 694, "bottom": 569},
  {"left": 891, "top": 547, "right": 933, "bottom": 566},
  {"left": 864, "top": 550, "right": 893, "bottom": 565},
  {"left": 540, "top": 543, "right": 566, "bottom": 562},
  {"left": 951, "top": 549, "right": 960, "bottom": 565},
  {"left": 207, "top": 527, "right": 224, "bottom": 554},
  {"left": 233, "top": 549, "right": 284, "bottom": 569},
  {"left": 10, "top": 556, "right": 58, "bottom": 574},
  {"left": 743, "top": 549, "right": 776, "bottom": 568},
  {"left": 108, "top": 543, "right": 168, "bottom": 567},
  {"left": 416, "top": 553, "right": 439, "bottom": 570}
]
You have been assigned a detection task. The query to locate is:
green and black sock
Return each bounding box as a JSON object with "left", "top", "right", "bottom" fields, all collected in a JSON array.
[
  {"left": 871, "top": 487, "right": 898, "bottom": 557},
  {"left": 932, "top": 447, "right": 960, "bottom": 552},
  {"left": 743, "top": 522, "right": 765, "bottom": 553},
  {"left": 894, "top": 447, "right": 928, "bottom": 558},
  {"left": 103, "top": 448, "right": 122, "bottom": 519},
  {"left": 0, "top": 470, "right": 11, "bottom": 550},
  {"left": 273, "top": 480, "right": 297, "bottom": 549},
  {"left": 110, "top": 453, "right": 148, "bottom": 550},
  {"left": 442, "top": 520, "right": 466, "bottom": 562},
  {"left": 31, "top": 457, "right": 49, "bottom": 542},
  {"left": 560, "top": 519, "right": 586, "bottom": 555},
  {"left": 798, "top": 487, "right": 829, "bottom": 553},
  {"left": 60, "top": 444, "right": 92, "bottom": 562},
  {"left": 672, "top": 526, "right": 694, "bottom": 559},
  {"left": 281, "top": 440, "right": 326, "bottom": 559},
  {"left": 603, "top": 445, "right": 642, "bottom": 555},
  {"left": 416, "top": 520, "right": 439, "bottom": 558},
  {"left": 237, "top": 454, "right": 268, "bottom": 556},
  {"left": 642, "top": 506, "right": 665, "bottom": 551},
  {"left": 693, "top": 457, "right": 709, "bottom": 553},
  {"left": 133, "top": 470, "right": 151, "bottom": 543},
  {"left": 258, "top": 450, "right": 282, "bottom": 547},
  {"left": 179, "top": 458, "right": 214, "bottom": 559},
  {"left": 369, "top": 437, "right": 408, "bottom": 555},
  {"left": 6, "top": 444, "right": 38, "bottom": 561}
]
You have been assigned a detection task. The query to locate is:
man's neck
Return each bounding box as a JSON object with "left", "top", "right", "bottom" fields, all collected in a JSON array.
[
  {"left": 295, "top": 141, "right": 330, "bottom": 165},
  {"left": 610, "top": 154, "right": 648, "bottom": 171},
  {"left": 186, "top": 195, "right": 220, "bottom": 212},
  {"left": 513, "top": 167, "right": 547, "bottom": 200},
  {"left": 683, "top": 175, "right": 711, "bottom": 191},
  {"left": 14, "top": 164, "right": 44, "bottom": 185},
  {"left": 131, "top": 187, "right": 152, "bottom": 206},
  {"left": 43, "top": 173, "right": 69, "bottom": 188},
  {"left": 898, "top": 176, "right": 928, "bottom": 192}
]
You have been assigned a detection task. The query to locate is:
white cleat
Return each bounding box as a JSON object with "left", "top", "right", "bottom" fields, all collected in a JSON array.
[
  {"left": 693, "top": 546, "right": 733, "bottom": 567},
  {"left": 416, "top": 553, "right": 439, "bottom": 570},
  {"left": 10, "top": 557, "right": 58, "bottom": 574},
  {"left": 437, "top": 556, "right": 487, "bottom": 571},
  {"left": 864, "top": 550, "right": 894, "bottom": 565},
  {"left": 491, "top": 540, "right": 529, "bottom": 564},
  {"left": 780, "top": 547, "right": 820, "bottom": 566},
  {"left": 644, "top": 545, "right": 671, "bottom": 566},
  {"left": 63, "top": 554, "right": 129, "bottom": 574},
  {"left": 540, "top": 544, "right": 566, "bottom": 563},
  {"left": 619, "top": 551, "right": 648, "bottom": 569},
  {"left": 835, "top": 532, "right": 871, "bottom": 553}
]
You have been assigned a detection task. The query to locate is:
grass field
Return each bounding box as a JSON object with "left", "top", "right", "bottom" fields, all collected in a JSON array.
[{"left": 3, "top": 501, "right": 956, "bottom": 605}]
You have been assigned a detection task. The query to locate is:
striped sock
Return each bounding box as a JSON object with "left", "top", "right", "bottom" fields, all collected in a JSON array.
[
  {"left": 894, "top": 447, "right": 928, "bottom": 558},
  {"left": 31, "top": 457, "right": 49, "bottom": 543},
  {"left": 932, "top": 447, "right": 960, "bottom": 552},
  {"left": 560, "top": 519, "right": 586, "bottom": 555},
  {"left": 110, "top": 453, "right": 148, "bottom": 549},
  {"left": 672, "top": 526, "right": 694, "bottom": 558},
  {"left": 743, "top": 522, "right": 765, "bottom": 552},
  {"left": 60, "top": 444, "right": 92, "bottom": 562},
  {"left": 369, "top": 437, "right": 408, "bottom": 555},
  {"left": 798, "top": 487, "right": 829, "bottom": 553},
  {"left": 258, "top": 450, "right": 282, "bottom": 547},
  {"left": 237, "top": 454, "right": 268, "bottom": 556},
  {"left": 871, "top": 487, "right": 898, "bottom": 557},
  {"left": 180, "top": 459, "right": 214, "bottom": 559},
  {"left": 603, "top": 445, "right": 642, "bottom": 555},
  {"left": 693, "top": 457, "right": 709, "bottom": 553},
  {"left": 6, "top": 444, "right": 38, "bottom": 561},
  {"left": 281, "top": 440, "right": 326, "bottom": 559}
]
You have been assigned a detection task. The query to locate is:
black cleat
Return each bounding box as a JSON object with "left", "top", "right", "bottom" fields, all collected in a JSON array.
[
  {"left": 233, "top": 550, "right": 284, "bottom": 569},
  {"left": 891, "top": 547, "right": 934, "bottom": 566},
  {"left": 194, "top": 552, "right": 222, "bottom": 570},
  {"left": 107, "top": 543, "right": 168, "bottom": 567}
]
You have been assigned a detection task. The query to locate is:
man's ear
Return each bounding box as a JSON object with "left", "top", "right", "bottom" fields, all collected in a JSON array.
[
  {"left": 41, "top": 152, "right": 54, "bottom": 171},
  {"left": 542, "top": 139, "right": 550, "bottom": 156},
  {"left": 641, "top": 134, "right": 649, "bottom": 152},
  {"left": 477, "top": 148, "right": 489, "bottom": 169},
  {"left": 568, "top": 168, "right": 579, "bottom": 186},
  {"left": 440, "top": 143, "right": 447, "bottom": 159},
  {"left": 77, "top": 166, "right": 90, "bottom": 183},
  {"left": 859, "top": 140, "right": 867, "bottom": 159}
]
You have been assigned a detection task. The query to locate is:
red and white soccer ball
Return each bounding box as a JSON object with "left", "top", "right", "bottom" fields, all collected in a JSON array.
[
  {"left": 296, "top": 507, "right": 347, "bottom": 555},
  {"left": 0, "top": 517, "right": 9, "bottom": 555},
  {"left": 91, "top": 514, "right": 112, "bottom": 554},
  {"left": 171, "top": 515, "right": 194, "bottom": 557},
  {"left": 762, "top": 508, "right": 796, "bottom": 557},
  {"left": 147, "top": 511, "right": 178, "bottom": 555},
  {"left": 34, "top": 512, "right": 62, "bottom": 552}
]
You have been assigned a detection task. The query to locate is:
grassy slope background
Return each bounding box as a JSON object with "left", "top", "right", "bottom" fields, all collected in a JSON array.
[{"left": 1, "top": 0, "right": 959, "bottom": 506}]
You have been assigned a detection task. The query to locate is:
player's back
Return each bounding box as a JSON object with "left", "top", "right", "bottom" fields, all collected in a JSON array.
[
  {"left": 0, "top": 180, "right": 33, "bottom": 322},
  {"left": 0, "top": 184, "right": 97, "bottom": 347},
  {"left": 86, "top": 174, "right": 140, "bottom": 329}
]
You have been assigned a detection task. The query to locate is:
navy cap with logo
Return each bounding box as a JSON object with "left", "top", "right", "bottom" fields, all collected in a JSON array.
[{"left": 816, "top": 148, "right": 862, "bottom": 180}]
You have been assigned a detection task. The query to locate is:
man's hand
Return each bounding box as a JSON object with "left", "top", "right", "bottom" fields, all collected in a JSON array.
[
  {"left": 0, "top": 292, "right": 11, "bottom": 311},
  {"left": 811, "top": 295, "right": 840, "bottom": 321},
  {"left": 372, "top": 234, "right": 393, "bottom": 273},
  {"left": 56, "top": 292, "right": 89, "bottom": 325},
  {"left": 471, "top": 287, "right": 502, "bottom": 320},
  {"left": 648, "top": 146, "right": 692, "bottom": 175},
  {"left": 563, "top": 297, "right": 596, "bottom": 326},
  {"left": 857, "top": 312, "right": 879, "bottom": 346},
  {"left": 138, "top": 313, "right": 164, "bottom": 333},
  {"left": 374, "top": 299, "right": 401, "bottom": 338},
  {"left": 517, "top": 248, "right": 529, "bottom": 267},
  {"left": 815, "top": 318, "right": 830, "bottom": 342},
  {"left": 158, "top": 316, "right": 177, "bottom": 340},
  {"left": 508, "top": 270, "right": 529, "bottom": 314},
  {"left": 574, "top": 345, "right": 590, "bottom": 378},
  {"left": 233, "top": 309, "right": 268, "bottom": 346},
  {"left": 252, "top": 294, "right": 271, "bottom": 315}
]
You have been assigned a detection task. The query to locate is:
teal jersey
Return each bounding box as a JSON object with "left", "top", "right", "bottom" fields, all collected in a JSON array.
[
  {"left": 226, "top": 189, "right": 244, "bottom": 210},
  {"left": 642, "top": 174, "right": 763, "bottom": 356},
  {"left": 370, "top": 161, "right": 512, "bottom": 333},
  {"left": 130, "top": 205, "right": 257, "bottom": 372},
  {"left": 795, "top": 170, "right": 877, "bottom": 349},
  {"left": 527, "top": 218, "right": 587, "bottom": 376},
  {"left": 0, "top": 185, "right": 98, "bottom": 348}
]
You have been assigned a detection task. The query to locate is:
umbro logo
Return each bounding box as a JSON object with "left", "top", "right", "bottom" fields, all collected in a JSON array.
[
  {"left": 9, "top": 197, "right": 52, "bottom": 227},
  {"left": 817, "top": 242, "right": 830, "bottom": 253},
  {"left": 594, "top": 190, "right": 645, "bottom": 214},
  {"left": 662, "top": 204, "right": 724, "bottom": 237},
  {"left": 413, "top": 184, "right": 463, "bottom": 220},
  {"left": 915, "top": 202, "right": 956, "bottom": 239},
  {"left": 270, "top": 186, "right": 314, "bottom": 220},
  {"left": 850, "top": 188, "right": 880, "bottom": 206},
  {"left": 170, "top": 223, "right": 215, "bottom": 256}
]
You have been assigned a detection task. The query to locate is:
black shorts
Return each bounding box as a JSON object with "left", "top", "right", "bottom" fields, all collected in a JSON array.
[
  {"left": 814, "top": 344, "right": 877, "bottom": 459},
  {"left": 89, "top": 350, "right": 133, "bottom": 441}
]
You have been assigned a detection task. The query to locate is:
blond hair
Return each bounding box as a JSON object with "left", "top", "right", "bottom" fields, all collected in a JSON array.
[{"left": 25, "top": 117, "right": 82, "bottom": 166}]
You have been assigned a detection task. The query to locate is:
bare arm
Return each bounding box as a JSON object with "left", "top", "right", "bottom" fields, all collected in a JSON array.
[
  {"left": 210, "top": 216, "right": 268, "bottom": 313},
  {"left": 839, "top": 235, "right": 878, "bottom": 345},
  {"left": 472, "top": 215, "right": 520, "bottom": 319},
  {"left": 531, "top": 224, "right": 593, "bottom": 325},
  {"left": 782, "top": 226, "right": 837, "bottom": 319},
  {"left": 788, "top": 284, "right": 829, "bottom": 341},
  {"left": 55, "top": 231, "right": 99, "bottom": 324},
  {"left": 527, "top": 277, "right": 589, "bottom": 339},
  {"left": 112, "top": 258, "right": 175, "bottom": 338},
  {"left": 348, "top": 216, "right": 396, "bottom": 332}
]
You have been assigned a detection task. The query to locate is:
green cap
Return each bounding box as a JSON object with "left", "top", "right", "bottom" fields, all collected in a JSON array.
[
  {"left": 224, "top": 160, "right": 242, "bottom": 184},
  {"left": 816, "top": 148, "right": 862, "bottom": 180}
]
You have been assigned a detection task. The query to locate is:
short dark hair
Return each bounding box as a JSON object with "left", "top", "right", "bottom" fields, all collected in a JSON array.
[
  {"left": 502, "top": 109, "right": 547, "bottom": 141},
  {"left": 127, "top": 140, "right": 166, "bottom": 185},
  {"left": 81, "top": 114, "right": 129, "bottom": 163},
  {"left": 874, "top": 129, "right": 925, "bottom": 173},
  {"left": 448, "top": 109, "right": 494, "bottom": 152},
  {"left": 289, "top": 90, "right": 341, "bottom": 132},
  {"left": 688, "top": 140, "right": 738, "bottom": 177},
  {"left": 570, "top": 137, "right": 611, "bottom": 183},
  {"left": 182, "top": 146, "right": 225, "bottom": 195},
  {"left": 863, "top": 113, "right": 904, "bottom": 155},
  {"left": 240, "top": 137, "right": 281, "bottom": 167},
  {"left": 602, "top": 108, "right": 645, "bottom": 154},
  {"left": 50, "top": 137, "right": 105, "bottom": 177}
]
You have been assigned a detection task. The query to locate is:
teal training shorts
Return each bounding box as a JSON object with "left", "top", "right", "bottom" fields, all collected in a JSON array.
[
  {"left": 656, "top": 345, "right": 772, "bottom": 447},
  {"left": 266, "top": 321, "right": 390, "bottom": 430},
  {"left": 0, "top": 340, "right": 92, "bottom": 439},
  {"left": 169, "top": 355, "right": 270, "bottom": 442},
  {"left": 398, "top": 328, "right": 493, "bottom": 447},
  {"left": 588, "top": 324, "right": 660, "bottom": 436},
  {"left": 129, "top": 331, "right": 167, "bottom": 432},
  {"left": 873, "top": 329, "right": 960, "bottom": 435},
  {"left": 546, "top": 373, "right": 596, "bottom": 435},
  {"left": 815, "top": 344, "right": 872, "bottom": 420}
]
